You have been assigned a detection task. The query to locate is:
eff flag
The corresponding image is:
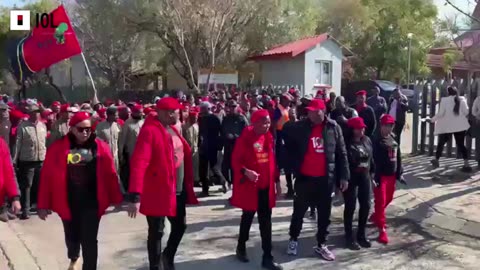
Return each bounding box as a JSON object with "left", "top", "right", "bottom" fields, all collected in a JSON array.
[{"left": 10, "top": 5, "right": 82, "bottom": 81}]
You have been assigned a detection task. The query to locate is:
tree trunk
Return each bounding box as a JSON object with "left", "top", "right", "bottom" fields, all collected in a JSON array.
[{"left": 45, "top": 68, "right": 67, "bottom": 102}]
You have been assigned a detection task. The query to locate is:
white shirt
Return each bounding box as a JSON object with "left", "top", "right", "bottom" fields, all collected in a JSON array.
[{"left": 389, "top": 99, "right": 398, "bottom": 121}]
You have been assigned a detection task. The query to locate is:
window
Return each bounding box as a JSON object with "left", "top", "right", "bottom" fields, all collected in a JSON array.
[{"left": 315, "top": 60, "right": 332, "bottom": 85}]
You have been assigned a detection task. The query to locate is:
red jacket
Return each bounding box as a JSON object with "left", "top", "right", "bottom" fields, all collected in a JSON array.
[
  {"left": 231, "top": 126, "right": 277, "bottom": 211},
  {"left": 37, "top": 136, "right": 123, "bottom": 221},
  {"left": 0, "top": 138, "right": 18, "bottom": 201},
  {"left": 129, "top": 115, "right": 198, "bottom": 217}
]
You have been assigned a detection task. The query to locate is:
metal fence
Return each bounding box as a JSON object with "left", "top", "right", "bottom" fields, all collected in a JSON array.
[{"left": 411, "top": 78, "right": 480, "bottom": 159}]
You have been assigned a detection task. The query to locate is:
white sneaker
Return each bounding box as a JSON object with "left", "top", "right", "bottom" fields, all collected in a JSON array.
[{"left": 287, "top": 240, "right": 298, "bottom": 256}]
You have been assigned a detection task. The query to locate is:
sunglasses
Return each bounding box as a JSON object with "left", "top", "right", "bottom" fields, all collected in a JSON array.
[{"left": 76, "top": 127, "right": 92, "bottom": 133}]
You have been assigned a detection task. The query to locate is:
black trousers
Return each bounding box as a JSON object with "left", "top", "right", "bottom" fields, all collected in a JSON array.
[
  {"left": 435, "top": 131, "right": 468, "bottom": 160},
  {"left": 393, "top": 121, "right": 405, "bottom": 145},
  {"left": 342, "top": 172, "right": 371, "bottom": 240},
  {"left": 17, "top": 161, "right": 42, "bottom": 213},
  {"left": 120, "top": 154, "right": 130, "bottom": 191},
  {"left": 221, "top": 146, "right": 233, "bottom": 185},
  {"left": 238, "top": 188, "right": 273, "bottom": 260},
  {"left": 289, "top": 176, "right": 333, "bottom": 245},
  {"left": 62, "top": 208, "right": 100, "bottom": 270},
  {"left": 146, "top": 192, "right": 187, "bottom": 270},
  {"left": 199, "top": 152, "right": 226, "bottom": 192}
]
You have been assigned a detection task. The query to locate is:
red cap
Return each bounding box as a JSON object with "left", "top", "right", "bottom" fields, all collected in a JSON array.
[
  {"left": 69, "top": 112, "right": 91, "bottom": 127},
  {"left": 347, "top": 117, "right": 367, "bottom": 129},
  {"left": 380, "top": 114, "right": 395, "bottom": 125},
  {"left": 356, "top": 90, "right": 367, "bottom": 96},
  {"left": 41, "top": 109, "right": 53, "bottom": 118},
  {"left": 52, "top": 101, "right": 61, "bottom": 107},
  {"left": 305, "top": 99, "right": 326, "bottom": 111},
  {"left": 188, "top": 108, "right": 199, "bottom": 117},
  {"left": 156, "top": 97, "right": 182, "bottom": 110},
  {"left": 251, "top": 109, "right": 270, "bottom": 124}
]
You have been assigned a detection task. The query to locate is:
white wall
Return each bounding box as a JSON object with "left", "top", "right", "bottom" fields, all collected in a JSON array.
[
  {"left": 304, "top": 39, "right": 343, "bottom": 96},
  {"left": 259, "top": 56, "right": 305, "bottom": 91}
]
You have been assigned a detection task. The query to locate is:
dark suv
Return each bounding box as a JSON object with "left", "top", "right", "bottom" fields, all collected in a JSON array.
[{"left": 342, "top": 80, "right": 415, "bottom": 109}]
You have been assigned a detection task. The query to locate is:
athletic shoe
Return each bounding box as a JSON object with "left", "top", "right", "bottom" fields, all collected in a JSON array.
[
  {"left": 314, "top": 244, "right": 335, "bottom": 261},
  {"left": 287, "top": 240, "right": 298, "bottom": 256}
]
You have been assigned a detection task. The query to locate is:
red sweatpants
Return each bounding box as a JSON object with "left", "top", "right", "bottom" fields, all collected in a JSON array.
[{"left": 373, "top": 175, "right": 396, "bottom": 228}]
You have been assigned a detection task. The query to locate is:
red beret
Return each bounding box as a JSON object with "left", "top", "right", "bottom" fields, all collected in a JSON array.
[
  {"left": 305, "top": 99, "right": 326, "bottom": 111},
  {"left": 69, "top": 112, "right": 91, "bottom": 127},
  {"left": 132, "top": 104, "right": 143, "bottom": 113},
  {"left": 52, "top": 101, "right": 61, "bottom": 107},
  {"left": 60, "top": 104, "right": 70, "bottom": 113},
  {"left": 251, "top": 109, "right": 270, "bottom": 124},
  {"left": 188, "top": 108, "right": 199, "bottom": 117},
  {"left": 356, "top": 90, "right": 367, "bottom": 96},
  {"left": 380, "top": 114, "right": 395, "bottom": 125},
  {"left": 347, "top": 117, "right": 367, "bottom": 129},
  {"left": 156, "top": 97, "right": 182, "bottom": 110},
  {"left": 144, "top": 107, "right": 154, "bottom": 115}
]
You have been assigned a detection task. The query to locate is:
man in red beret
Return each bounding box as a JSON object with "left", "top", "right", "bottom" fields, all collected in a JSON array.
[
  {"left": 118, "top": 104, "right": 145, "bottom": 191},
  {"left": 371, "top": 114, "right": 404, "bottom": 245},
  {"left": 128, "top": 97, "right": 198, "bottom": 270},
  {"left": 355, "top": 90, "right": 377, "bottom": 137},
  {"left": 231, "top": 109, "right": 283, "bottom": 270},
  {"left": 343, "top": 117, "right": 374, "bottom": 250},
  {"left": 284, "top": 98, "right": 349, "bottom": 261}
]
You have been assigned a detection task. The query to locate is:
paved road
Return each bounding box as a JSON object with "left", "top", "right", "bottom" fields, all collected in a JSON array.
[{"left": 1, "top": 157, "right": 480, "bottom": 270}]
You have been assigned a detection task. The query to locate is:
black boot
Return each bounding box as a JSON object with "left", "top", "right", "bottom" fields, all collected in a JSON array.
[
  {"left": 345, "top": 238, "right": 361, "bottom": 250},
  {"left": 162, "top": 253, "right": 175, "bottom": 270},
  {"left": 262, "top": 258, "right": 283, "bottom": 270},
  {"left": 236, "top": 245, "right": 249, "bottom": 263},
  {"left": 357, "top": 237, "right": 372, "bottom": 248}
]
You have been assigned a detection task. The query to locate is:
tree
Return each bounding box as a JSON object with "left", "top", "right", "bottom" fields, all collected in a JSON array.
[{"left": 129, "top": 0, "right": 273, "bottom": 92}]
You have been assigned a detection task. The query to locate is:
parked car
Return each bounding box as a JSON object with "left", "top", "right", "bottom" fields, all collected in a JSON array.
[{"left": 343, "top": 80, "right": 415, "bottom": 110}]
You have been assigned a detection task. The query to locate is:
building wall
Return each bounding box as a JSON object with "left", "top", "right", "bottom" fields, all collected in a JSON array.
[
  {"left": 259, "top": 56, "right": 305, "bottom": 91},
  {"left": 304, "top": 39, "right": 343, "bottom": 96}
]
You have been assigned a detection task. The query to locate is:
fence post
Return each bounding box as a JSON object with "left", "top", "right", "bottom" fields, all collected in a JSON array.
[
  {"left": 428, "top": 81, "right": 437, "bottom": 156},
  {"left": 419, "top": 82, "right": 428, "bottom": 154},
  {"left": 412, "top": 81, "right": 420, "bottom": 154}
]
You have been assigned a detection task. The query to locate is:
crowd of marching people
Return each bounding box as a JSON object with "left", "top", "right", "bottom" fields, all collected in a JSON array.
[{"left": 0, "top": 83, "right": 475, "bottom": 270}]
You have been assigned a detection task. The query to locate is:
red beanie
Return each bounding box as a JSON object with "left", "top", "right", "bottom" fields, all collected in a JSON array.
[
  {"left": 251, "top": 109, "right": 270, "bottom": 124},
  {"left": 69, "top": 112, "right": 91, "bottom": 127}
]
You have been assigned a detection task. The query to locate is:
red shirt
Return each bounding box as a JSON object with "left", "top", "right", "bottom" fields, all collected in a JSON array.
[
  {"left": 300, "top": 124, "right": 327, "bottom": 177},
  {"left": 253, "top": 135, "right": 270, "bottom": 189}
]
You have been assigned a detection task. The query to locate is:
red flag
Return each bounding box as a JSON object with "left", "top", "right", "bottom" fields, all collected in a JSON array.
[{"left": 21, "top": 5, "right": 81, "bottom": 73}]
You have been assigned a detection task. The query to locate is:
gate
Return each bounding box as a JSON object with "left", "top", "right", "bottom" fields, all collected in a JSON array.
[{"left": 411, "top": 78, "right": 480, "bottom": 159}]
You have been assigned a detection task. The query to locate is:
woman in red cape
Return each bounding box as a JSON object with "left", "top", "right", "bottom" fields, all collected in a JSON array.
[
  {"left": 231, "top": 109, "right": 283, "bottom": 270},
  {"left": 37, "top": 112, "right": 123, "bottom": 270}
]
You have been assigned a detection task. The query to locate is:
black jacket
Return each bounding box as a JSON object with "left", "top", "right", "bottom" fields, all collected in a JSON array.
[
  {"left": 345, "top": 136, "right": 374, "bottom": 182},
  {"left": 220, "top": 114, "right": 248, "bottom": 151},
  {"left": 357, "top": 105, "right": 377, "bottom": 137},
  {"left": 283, "top": 118, "right": 350, "bottom": 186},
  {"left": 198, "top": 113, "right": 222, "bottom": 155},
  {"left": 372, "top": 133, "right": 403, "bottom": 181},
  {"left": 388, "top": 97, "right": 409, "bottom": 125}
]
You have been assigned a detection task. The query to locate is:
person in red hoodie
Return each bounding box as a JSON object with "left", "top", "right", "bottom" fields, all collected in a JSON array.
[
  {"left": 127, "top": 97, "right": 198, "bottom": 270},
  {"left": 231, "top": 109, "right": 283, "bottom": 270},
  {"left": 37, "top": 111, "right": 123, "bottom": 270},
  {"left": 0, "top": 137, "right": 21, "bottom": 222}
]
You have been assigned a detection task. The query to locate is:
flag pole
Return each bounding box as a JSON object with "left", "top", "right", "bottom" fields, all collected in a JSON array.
[{"left": 80, "top": 52, "right": 99, "bottom": 104}]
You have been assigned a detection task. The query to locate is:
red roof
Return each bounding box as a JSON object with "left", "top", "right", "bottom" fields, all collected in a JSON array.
[{"left": 249, "top": 33, "right": 351, "bottom": 61}]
